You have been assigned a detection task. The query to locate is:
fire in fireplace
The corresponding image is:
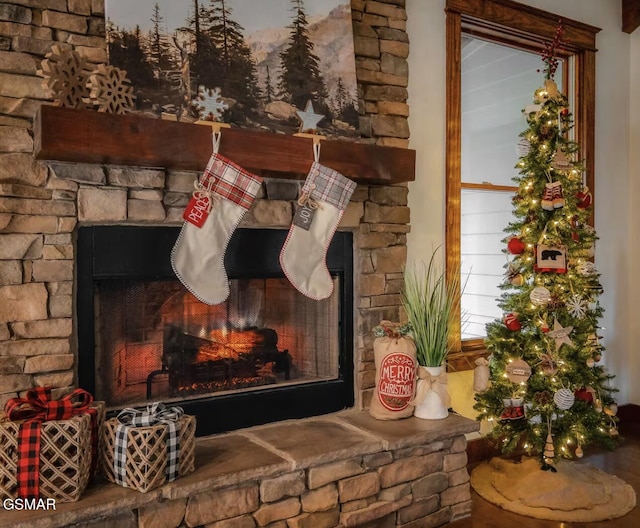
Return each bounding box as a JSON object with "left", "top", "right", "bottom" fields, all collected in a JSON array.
[
  {"left": 158, "top": 324, "right": 291, "bottom": 398},
  {"left": 95, "top": 276, "right": 338, "bottom": 405},
  {"left": 77, "top": 226, "right": 354, "bottom": 436}
]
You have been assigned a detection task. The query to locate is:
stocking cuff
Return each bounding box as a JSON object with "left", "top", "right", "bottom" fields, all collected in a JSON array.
[
  {"left": 302, "top": 162, "right": 357, "bottom": 211},
  {"left": 201, "top": 153, "right": 262, "bottom": 210}
]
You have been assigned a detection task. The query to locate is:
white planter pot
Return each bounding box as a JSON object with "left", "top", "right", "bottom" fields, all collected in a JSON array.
[{"left": 413, "top": 365, "right": 449, "bottom": 420}]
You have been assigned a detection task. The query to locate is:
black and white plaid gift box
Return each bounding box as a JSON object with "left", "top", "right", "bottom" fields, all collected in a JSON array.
[{"left": 100, "top": 402, "right": 196, "bottom": 493}]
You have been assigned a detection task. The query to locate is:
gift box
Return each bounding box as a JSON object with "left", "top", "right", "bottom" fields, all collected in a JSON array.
[
  {"left": 101, "top": 403, "right": 196, "bottom": 493},
  {"left": 0, "top": 387, "right": 105, "bottom": 502}
]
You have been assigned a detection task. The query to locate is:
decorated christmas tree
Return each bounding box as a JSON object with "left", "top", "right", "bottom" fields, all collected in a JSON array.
[{"left": 474, "top": 26, "right": 619, "bottom": 469}]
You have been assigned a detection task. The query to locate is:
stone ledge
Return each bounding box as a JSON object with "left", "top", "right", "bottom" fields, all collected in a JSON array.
[
  {"left": 0, "top": 411, "right": 478, "bottom": 528},
  {"left": 338, "top": 412, "right": 479, "bottom": 451}
]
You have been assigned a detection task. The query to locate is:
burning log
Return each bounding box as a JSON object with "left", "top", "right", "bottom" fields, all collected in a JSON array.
[{"left": 157, "top": 325, "right": 291, "bottom": 396}]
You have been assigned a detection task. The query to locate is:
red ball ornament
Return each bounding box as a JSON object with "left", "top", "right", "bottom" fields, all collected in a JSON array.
[
  {"left": 504, "top": 313, "right": 522, "bottom": 331},
  {"left": 575, "top": 387, "right": 594, "bottom": 403},
  {"left": 576, "top": 187, "right": 593, "bottom": 209},
  {"left": 507, "top": 237, "right": 526, "bottom": 255}
]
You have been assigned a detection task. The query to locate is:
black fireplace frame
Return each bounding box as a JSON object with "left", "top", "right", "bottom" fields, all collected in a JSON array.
[{"left": 76, "top": 225, "right": 354, "bottom": 436}]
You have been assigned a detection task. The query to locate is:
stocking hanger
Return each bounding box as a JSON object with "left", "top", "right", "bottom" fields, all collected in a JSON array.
[
  {"left": 195, "top": 120, "right": 231, "bottom": 154},
  {"left": 294, "top": 132, "right": 326, "bottom": 162}
]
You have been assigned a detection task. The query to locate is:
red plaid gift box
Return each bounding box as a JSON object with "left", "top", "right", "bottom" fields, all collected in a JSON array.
[{"left": 0, "top": 387, "right": 105, "bottom": 502}]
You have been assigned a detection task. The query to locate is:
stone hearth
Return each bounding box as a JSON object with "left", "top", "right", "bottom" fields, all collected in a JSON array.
[{"left": 0, "top": 412, "right": 479, "bottom": 528}]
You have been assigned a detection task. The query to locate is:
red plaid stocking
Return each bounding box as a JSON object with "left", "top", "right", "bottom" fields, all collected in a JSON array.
[
  {"left": 172, "top": 153, "right": 263, "bottom": 305},
  {"left": 280, "top": 162, "right": 356, "bottom": 299}
]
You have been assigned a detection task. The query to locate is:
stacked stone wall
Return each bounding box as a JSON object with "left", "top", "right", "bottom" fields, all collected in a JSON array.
[{"left": 172, "top": 437, "right": 470, "bottom": 528}]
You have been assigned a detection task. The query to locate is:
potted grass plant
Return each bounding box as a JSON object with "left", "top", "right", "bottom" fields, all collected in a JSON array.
[{"left": 402, "top": 246, "right": 462, "bottom": 419}]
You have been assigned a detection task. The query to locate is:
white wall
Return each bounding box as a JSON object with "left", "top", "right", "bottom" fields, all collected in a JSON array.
[
  {"left": 628, "top": 28, "right": 640, "bottom": 404},
  {"left": 405, "top": 0, "right": 447, "bottom": 257},
  {"left": 406, "top": 0, "right": 636, "bottom": 415}
]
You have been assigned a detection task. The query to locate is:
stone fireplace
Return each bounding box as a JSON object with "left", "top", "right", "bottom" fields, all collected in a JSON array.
[
  {"left": 0, "top": 1, "right": 481, "bottom": 527},
  {"left": 44, "top": 155, "right": 399, "bottom": 423},
  {"left": 0, "top": 0, "right": 414, "bottom": 419}
]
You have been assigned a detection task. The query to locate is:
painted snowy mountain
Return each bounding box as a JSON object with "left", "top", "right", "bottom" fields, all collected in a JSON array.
[{"left": 246, "top": 4, "right": 358, "bottom": 108}]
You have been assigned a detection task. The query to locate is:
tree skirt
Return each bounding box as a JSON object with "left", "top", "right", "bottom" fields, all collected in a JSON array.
[{"left": 471, "top": 457, "right": 636, "bottom": 522}]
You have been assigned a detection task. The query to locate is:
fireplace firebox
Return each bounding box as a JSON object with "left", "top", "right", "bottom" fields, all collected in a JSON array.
[{"left": 77, "top": 226, "right": 354, "bottom": 436}]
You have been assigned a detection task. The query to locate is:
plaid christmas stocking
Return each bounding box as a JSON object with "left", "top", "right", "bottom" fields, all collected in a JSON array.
[
  {"left": 171, "top": 153, "right": 262, "bottom": 305},
  {"left": 280, "top": 162, "right": 356, "bottom": 300}
]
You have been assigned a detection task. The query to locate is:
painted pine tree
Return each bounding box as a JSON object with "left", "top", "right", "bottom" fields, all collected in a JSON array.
[
  {"left": 206, "top": 0, "right": 261, "bottom": 110},
  {"left": 107, "top": 23, "right": 155, "bottom": 90},
  {"left": 474, "top": 26, "right": 619, "bottom": 469},
  {"left": 149, "top": 2, "right": 175, "bottom": 73},
  {"left": 178, "top": 0, "right": 260, "bottom": 115},
  {"left": 279, "top": 0, "right": 329, "bottom": 113}
]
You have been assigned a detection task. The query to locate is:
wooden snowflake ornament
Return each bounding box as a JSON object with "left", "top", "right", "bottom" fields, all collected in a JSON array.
[
  {"left": 88, "top": 64, "right": 136, "bottom": 114},
  {"left": 38, "top": 44, "right": 91, "bottom": 109},
  {"left": 192, "top": 86, "right": 228, "bottom": 122}
]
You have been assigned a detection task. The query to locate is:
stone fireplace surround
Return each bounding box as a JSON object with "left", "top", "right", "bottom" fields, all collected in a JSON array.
[
  {"left": 0, "top": 166, "right": 480, "bottom": 527},
  {"left": 0, "top": 0, "right": 479, "bottom": 526},
  {"left": 2, "top": 166, "right": 480, "bottom": 528},
  {"left": 2, "top": 413, "right": 478, "bottom": 528}
]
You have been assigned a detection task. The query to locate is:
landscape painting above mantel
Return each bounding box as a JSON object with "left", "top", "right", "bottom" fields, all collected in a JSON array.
[{"left": 105, "top": 0, "right": 359, "bottom": 138}]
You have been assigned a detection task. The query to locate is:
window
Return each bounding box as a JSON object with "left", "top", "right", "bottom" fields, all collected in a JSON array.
[
  {"left": 445, "top": 0, "right": 600, "bottom": 371},
  {"left": 461, "top": 40, "right": 565, "bottom": 341}
]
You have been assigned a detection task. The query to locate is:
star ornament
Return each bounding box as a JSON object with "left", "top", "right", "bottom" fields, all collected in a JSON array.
[
  {"left": 296, "top": 100, "right": 323, "bottom": 133},
  {"left": 547, "top": 318, "right": 574, "bottom": 351}
]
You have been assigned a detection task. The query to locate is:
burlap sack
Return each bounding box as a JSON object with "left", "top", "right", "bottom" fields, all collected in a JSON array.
[{"left": 369, "top": 321, "right": 417, "bottom": 420}]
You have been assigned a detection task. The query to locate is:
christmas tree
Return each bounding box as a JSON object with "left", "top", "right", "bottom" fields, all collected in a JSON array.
[{"left": 474, "top": 25, "right": 619, "bottom": 469}]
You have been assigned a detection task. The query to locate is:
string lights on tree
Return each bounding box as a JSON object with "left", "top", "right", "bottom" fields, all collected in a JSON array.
[{"left": 474, "top": 22, "right": 619, "bottom": 469}]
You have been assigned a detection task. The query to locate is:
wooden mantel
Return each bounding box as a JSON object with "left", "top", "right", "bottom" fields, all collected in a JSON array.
[{"left": 34, "top": 105, "right": 415, "bottom": 185}]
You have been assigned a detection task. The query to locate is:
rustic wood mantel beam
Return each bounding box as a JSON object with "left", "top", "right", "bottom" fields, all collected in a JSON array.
[
  {"left": 623, "top": 0, "right": 640, "bottom": 33},
  {"left": 34, "top": 105, "right": 415, "bottom": 185}
]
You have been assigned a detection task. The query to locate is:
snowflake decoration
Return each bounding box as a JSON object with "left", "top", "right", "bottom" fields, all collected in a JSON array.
[
  {"left": 566, "top": 294, "right": 588, "bottom": 319},
  {"left": 192, "top": 85, "right": 228, "bottom": 122},
  {"left": 38, "top": 44, "right": 91, "bottom": 109},
  {"left": 88, "top": 64, "right": 136, "bottom": 114}
]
